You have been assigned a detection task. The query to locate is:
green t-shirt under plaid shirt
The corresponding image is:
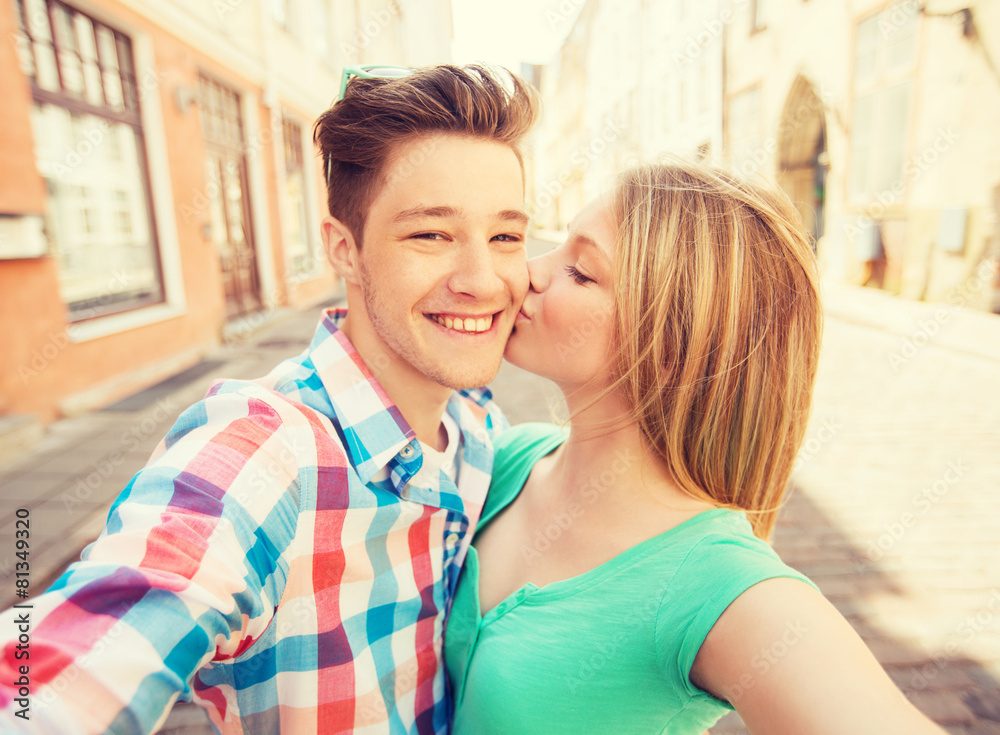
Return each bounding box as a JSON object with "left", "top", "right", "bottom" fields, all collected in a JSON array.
[{"left": 444, "top": 422, "right": 818, "bottom": 734}]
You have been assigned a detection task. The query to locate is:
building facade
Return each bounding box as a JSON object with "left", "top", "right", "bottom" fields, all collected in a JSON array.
[
  {"left": 531, "top": 0, "right": 726, "bottom": 231},
  {"left": 532, "top": 0, "right": 1000, "bottom": 311},
  {"left": 726, "top": 0, "right": 999, "bottom": 307},
  {"left": 0, "top": 0, "right": 453, "bottom": 424}
]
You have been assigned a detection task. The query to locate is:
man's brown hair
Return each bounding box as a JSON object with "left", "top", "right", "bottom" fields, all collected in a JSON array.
[{"left": 313, "top": 64, "right": 540, "bottom": 245}]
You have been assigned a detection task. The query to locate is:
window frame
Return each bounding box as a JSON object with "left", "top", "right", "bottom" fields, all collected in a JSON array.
[
  {"left": 280, "top": 114, "right": 320, "bottom": 279},
  {"left": 727, "top": 83, "right": 765, "bottom": 173},
  {"left": 14, "top": 0, "right": 166, "bottom": 322},
  {"left": 847, "top": 2, "right": 920, "bottom": 206},
  {"left": 751, "top": 0, "right": 770, "bottom": 34}
]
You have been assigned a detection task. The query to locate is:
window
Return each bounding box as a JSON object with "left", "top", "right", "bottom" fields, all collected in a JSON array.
[
  {"left": 271, "top": 0, "right": 291, "bottom": 30},
  {"left": 655, "top": 73, "right": 669, "bottom": 135},
  {"left": 14, "top": 0, "right": 163, "bottom": 320},
  {"left": 752, "top": 0, "right": 770, "bottom": 32},
  {"left": 314, "top": 0, "right": 330, "bottom": 59},
  {"left": 281, "top": 117, "right": 314, "bottom": 276},
  {"left": 698, "top": 56, "right": 711, "bottom": 114},
  {"left": 848, "top": 2, "right": 918, "bottom": 203},
  {"left": 728, "top": 86, "right": 763, "bottom": 173},
  {"left": 198, "top": 74, "right": 261, "bottom": 319},
  {"left": 677, "top": 74, "right": 687, "bottom": 125},
  {"left": 644, "top": 82, "right": 656, "bottom": 143}
]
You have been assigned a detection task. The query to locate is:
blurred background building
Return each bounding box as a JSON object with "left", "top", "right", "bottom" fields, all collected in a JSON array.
[
  {"left": 2, "top": 0, "right": 999, "bottom": 437},
  {"left": 0, "top": 0, "right": 452, "bottom": 432},
  {"left": 529, "top": 0, "right": 1000, "bottom": 311},
  {"left": 1, "top": 3, "right": 999, "bottom": 730}
]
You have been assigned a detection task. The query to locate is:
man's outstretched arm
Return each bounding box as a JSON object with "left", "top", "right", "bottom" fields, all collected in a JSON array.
[{"left": 0, "top": 388, "right": 307, "bottom": 734}]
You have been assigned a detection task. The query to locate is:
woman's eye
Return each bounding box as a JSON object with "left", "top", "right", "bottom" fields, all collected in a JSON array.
[{"left": 565, "top": 265, "right": 593, "bottom": 285}]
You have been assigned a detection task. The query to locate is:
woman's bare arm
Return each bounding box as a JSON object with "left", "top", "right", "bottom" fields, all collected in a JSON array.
[{"left": 692, "top": 577, "right": 944, "bottom": 735}]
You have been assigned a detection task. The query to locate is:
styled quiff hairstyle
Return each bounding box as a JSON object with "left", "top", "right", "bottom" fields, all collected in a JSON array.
[
  {"left": 312, "top": 64, "right": 539, "bottom": 245},
  {"left": 605, "top": 160, "right": 823, "bottom": 540}
]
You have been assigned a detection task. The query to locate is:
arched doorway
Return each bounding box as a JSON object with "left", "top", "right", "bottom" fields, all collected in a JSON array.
[{"left": 776, "top": 76, "right": 828, "bottom": 247}]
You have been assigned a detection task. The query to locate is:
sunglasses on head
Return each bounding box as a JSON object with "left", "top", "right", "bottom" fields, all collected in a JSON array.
[
  {"left": 327, "top": 64, "right": 415, "bottom": 183},
  {"left": 336, "top": 64, "right": 414, "bottom": 101}
]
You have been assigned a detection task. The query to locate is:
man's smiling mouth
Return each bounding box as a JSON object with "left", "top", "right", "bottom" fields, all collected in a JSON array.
[{"left": 425, "top": 312, "right": 498, "bottom": 334}]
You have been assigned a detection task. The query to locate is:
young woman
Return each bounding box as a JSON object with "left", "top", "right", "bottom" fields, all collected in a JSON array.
[{"left": 443, "top": 161, "right": 944, "bottom": 734}]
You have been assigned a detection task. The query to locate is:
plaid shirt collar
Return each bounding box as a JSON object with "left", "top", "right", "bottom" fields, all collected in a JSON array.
[
  {"left": 309, "top": 308, "right": 416, "bottom": 485},
  {"left": 304, "top": 308, "right": 489, "bottom": 513}
]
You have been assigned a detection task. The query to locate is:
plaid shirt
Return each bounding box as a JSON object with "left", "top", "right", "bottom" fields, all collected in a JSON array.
[{"left": 0, "top": 308, "right": 506, "bottom": 734}]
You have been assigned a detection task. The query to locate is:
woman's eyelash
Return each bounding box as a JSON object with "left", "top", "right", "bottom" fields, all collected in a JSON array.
[{"left": 565, "top": 265, "right": 593, "bottom": 285}]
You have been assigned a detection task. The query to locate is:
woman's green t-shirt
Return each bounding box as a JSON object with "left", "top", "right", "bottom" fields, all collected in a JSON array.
[{"left": 444, "top": 423, "right": 818, "bottom": 734}]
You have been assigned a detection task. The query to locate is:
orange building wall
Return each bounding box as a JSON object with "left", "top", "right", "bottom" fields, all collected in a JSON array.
[
  {"left": 1, "top": 0, "right": 226, "bottom": 422},
  {"left": 0, "top": 0, "right": 73, "bottom": 418},
  {"left": 0, "top": 0, "right": 339, "bottom": 422},
  {"left": 0, "top": 260, "right": 69, "bottom": 417},
  {"left": 0, "top": 0, "right": 46, "bottom": 215}
]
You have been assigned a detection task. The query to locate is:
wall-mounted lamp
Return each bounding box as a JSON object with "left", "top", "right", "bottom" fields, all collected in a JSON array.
[
  {"left": 920, "top": 5, "right": 1000, "bottom": 85},
  {"left": 955, "top": 7, "right": 974, "bottom": 38},
  {"left": 174, "top": 85, "right": 200, "bottom": 114},
  {"left": 920, "top": 5, "right": 974, "bottom": 38}
]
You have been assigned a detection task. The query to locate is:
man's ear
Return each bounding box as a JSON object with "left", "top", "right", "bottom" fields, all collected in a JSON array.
[{"left": 323, "top": 215, "right": 362, "bottom": 286}]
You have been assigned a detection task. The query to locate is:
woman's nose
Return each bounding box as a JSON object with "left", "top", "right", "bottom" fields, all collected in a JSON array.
[{"left": 526, "top": 253, "right": 550, "bottom": 293}]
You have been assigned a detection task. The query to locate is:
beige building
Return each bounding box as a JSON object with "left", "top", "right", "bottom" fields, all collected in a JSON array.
[
  {"left": 532, "top": 0, "right": 1000, "bottom": 310},
  {"left": 531, "top": 0, "right": 726, "bottom": 231},
  {"left": 0, "top": 0, "right": 453, "bottom": 429},
  {"left": 727, "top": 0, "right": 999, "bottom": 307}
]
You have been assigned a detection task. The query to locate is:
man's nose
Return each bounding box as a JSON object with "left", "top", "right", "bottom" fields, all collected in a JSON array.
[{"left": 448, "top": 239, "right": 506, "bottom": 300}]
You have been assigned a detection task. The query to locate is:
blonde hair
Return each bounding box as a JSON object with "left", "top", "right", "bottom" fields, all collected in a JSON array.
[{"left": 603, "top": 160, "right": 822, "bottom": 539}]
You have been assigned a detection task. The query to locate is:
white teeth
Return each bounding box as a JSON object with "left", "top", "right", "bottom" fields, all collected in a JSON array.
[{"left": 430, "top": 314, "right": 493, "bottom": 333}]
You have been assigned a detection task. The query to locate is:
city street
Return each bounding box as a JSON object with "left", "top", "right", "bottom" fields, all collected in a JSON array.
[
  {"left": 1, "top": 0, "right": 997, "bottom": 730},
  {"left": 1, "top": 237, "right": 998, "bottom": 732}
]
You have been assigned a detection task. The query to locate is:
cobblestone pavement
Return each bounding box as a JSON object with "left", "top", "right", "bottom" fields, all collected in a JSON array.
[{"left": 2, "top": 247, "right": 998, "bottom": 732}]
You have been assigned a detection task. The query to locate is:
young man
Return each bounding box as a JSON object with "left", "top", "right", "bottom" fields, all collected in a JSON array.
[{"left": 0, "top": 64, "right": 538, "bottom": 734}]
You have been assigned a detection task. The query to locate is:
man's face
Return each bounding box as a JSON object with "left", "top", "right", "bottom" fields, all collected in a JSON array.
[{"left": 352, "top": 134, "right": 529, "bottom": 391}]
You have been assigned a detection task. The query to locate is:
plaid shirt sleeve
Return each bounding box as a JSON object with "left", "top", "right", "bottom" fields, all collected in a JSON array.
[{"left": 0, "top": 386, "right": 335, "bottom": 734}]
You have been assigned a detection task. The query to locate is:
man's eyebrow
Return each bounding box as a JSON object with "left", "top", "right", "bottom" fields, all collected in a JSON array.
[
  {"left": 390, "top": 206, "right": 529, "bottom": 226},
  {"left": 391, "top": 205, "right": 462, "bottom": 223},
  {"left": 496, "top": 209, "right": 529, "bottom": 226}
]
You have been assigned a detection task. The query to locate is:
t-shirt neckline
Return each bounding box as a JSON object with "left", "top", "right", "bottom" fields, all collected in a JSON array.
[{"left": 474, "top": 428, "right": 735, "bottom": 618}]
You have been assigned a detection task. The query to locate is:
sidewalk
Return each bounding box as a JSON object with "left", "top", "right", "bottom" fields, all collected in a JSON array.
[{"left": 2, "top": 278, "right": 999, "bottom": 733}]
